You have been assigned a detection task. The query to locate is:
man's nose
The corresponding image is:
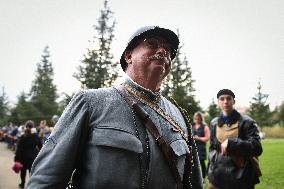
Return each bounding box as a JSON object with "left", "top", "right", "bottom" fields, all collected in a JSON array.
[{"left": 224, "top": 99, "right": 230, "bottom": 103}]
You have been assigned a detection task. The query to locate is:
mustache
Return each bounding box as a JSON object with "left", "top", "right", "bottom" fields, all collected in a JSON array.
[{"left": 147, "top": 54, "right": 170, "bottom": 63}]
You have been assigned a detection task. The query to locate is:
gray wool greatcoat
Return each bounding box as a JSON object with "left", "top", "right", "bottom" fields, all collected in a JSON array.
[{"left": 27, "top": 79, "right": 203, "bottom": 189}]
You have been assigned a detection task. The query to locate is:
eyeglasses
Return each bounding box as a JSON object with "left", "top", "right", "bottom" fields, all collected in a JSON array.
[{"left": 143, "top": 37, "right": 173, "bottom": 55}]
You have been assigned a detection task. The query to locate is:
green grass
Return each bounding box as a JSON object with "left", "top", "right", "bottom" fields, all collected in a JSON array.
[{"left": 256, "top": 139, "right": 284, "bottom": 189}]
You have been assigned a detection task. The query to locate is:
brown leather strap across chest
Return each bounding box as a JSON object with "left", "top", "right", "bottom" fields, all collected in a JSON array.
[{"left": 115, "top": 85, "right": 184, "bottom": 189}]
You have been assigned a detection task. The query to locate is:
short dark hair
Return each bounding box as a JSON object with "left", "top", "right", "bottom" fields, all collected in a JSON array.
[{"left": 217, "top": 89, "right": 235, "bottom": 99}]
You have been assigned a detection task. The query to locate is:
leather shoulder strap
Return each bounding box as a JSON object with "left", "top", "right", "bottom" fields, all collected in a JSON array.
[{"left": 115, "top": 85, "right": 183, "bottom": 189}]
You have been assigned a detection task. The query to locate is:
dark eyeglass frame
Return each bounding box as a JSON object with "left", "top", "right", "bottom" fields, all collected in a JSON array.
[{"left": 142, "top": 37, "right": 173, "bottom": 55}]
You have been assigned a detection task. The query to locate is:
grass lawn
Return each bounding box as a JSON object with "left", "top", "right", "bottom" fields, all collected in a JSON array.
[{"left": 256, "top": 138, "right": 284, "bottom": 189}]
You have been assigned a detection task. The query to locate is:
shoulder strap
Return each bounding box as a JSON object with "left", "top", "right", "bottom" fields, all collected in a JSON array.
[{"left": 115, "top": 85, "right": 183, "bottom": 189}]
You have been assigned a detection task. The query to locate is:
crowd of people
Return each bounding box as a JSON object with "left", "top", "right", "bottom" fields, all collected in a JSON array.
[
  {"left": 0, "top": 26, "right": 263, "bottom": 189},
  {"left": 0, "top": 120, "right": 54, "bottom": 150},
  {"left": 0, "top": 120, "right": 54, "bottom": 188}
]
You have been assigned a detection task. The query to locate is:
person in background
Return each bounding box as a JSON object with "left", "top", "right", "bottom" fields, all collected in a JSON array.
[
  {"left": 192, "top": 112, "right": 210, "bottom": 180},
  {"left": 15, "top": 120, "right": 42, "bottom": 189},
  {"left": 38, "top": 120, "right": 50, "bottom": 144},
  {"left": 7, "top": 123, "right": 18, "bottom": 150},
  {"left": 208, "top": 89, "right": 263, "bottom": 189}
]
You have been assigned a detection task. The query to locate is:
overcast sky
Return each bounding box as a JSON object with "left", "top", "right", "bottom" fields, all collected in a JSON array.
[{"left": 0, "top": 0, "right": 283, "bottom": 110}]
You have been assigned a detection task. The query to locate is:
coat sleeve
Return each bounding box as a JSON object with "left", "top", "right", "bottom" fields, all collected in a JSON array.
[
  {"left": 27, "top": 91, "right": 90, "bottom": 189},
  {"left": 15, "top": 136, "right": 24, "bottom": 162},
  {"left": 208, "top": 120, "right": 217, "bottom": 151},
  {"left": 227, "top": 119, "right": 263, "bottom": 157},
  {"left": 36, "top": 134, "right": 43, "bottom": 150}
]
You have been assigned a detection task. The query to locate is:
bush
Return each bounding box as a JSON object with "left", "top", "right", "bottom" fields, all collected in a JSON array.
[{"left": 262, "top": 126, "right": 284, "bottom": 138}]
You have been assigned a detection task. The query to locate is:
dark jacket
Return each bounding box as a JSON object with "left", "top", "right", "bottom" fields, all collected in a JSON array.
[
  {"left": 208, "top": 110, "right": 262, "bottom": 189},
  {"left": 15, "top": 133, "right": 42, "bottom": 168}
]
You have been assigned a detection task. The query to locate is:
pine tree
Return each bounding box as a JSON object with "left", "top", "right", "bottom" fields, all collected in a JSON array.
[
  {"left": 162, "top": 31, "right": 201, "bottom": 118},
  {"left": 271, "top": 102, "right": 284, "bottom": 126},
  {"left": 278, "top": 102, "right": 284, "bottom": 126},
  {"left": 30, "top": 46, "right": 58, "bottom": 124},
  {"left": 74, "top": 0, "right": 119, "bottom": 89},
  {"left": 58, "top": 92, "right": 75, "bottom": 114},
  {"left": 9, "top": 92, "right": 41, "bottom": 125},
  {"left": 0, "top": 87, "right": 9, "bottom": 127},
  {"left": 205, "top": 99, "right": 220, "bottom": 125},
  {"left": 248, "top": 82, "right": 272, "bottom": 128}
]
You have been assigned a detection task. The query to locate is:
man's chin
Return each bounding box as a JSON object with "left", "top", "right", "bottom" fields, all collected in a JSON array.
[
  {"left": 157, "top": 68, "right": 171, "bottom": 80},
  {"left": 223, "top": 108, "right": 234, "bottom": 113}
]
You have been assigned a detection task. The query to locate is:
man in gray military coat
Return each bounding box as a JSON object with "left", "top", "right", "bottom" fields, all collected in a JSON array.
[{"left": 28, "top": 26, "right": 203, "bottom": 189}]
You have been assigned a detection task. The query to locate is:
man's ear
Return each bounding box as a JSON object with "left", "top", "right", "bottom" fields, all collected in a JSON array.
[{"left": 124, "top": 51, "right": 132, "bottom": 64}]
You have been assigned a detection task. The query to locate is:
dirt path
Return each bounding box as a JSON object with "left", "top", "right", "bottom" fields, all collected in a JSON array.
[{"left": 0, "top": 142, "right": 24, "bottom": 189}]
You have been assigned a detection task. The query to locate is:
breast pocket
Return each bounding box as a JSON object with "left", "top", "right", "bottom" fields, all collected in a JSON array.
[
  {"left": 86, "top": 127, "right": 143, "bottom": 187},
  {"left": 92, "top": 127, "right": 143, "bottom": 153}
]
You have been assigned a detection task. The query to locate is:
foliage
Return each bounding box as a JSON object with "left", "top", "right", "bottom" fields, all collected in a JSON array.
[
  {"left": 74, "top": 0, "right": 119, "bottom": 89},
  {"left": 9, "top": 92, "right": 41, "bottom": 125},
  {"left": 0, "top": 87, "right": 9, "bottom": 127},
  {"left": 248, "top": 82, "right": 272, "bottom": 128},
  {"left": 58, "top": 92, "right": 75, "bottom": 114},
  {"left": 162, "top": 31, "right": 201, "bottom": 118},
  {"left": 262, "top": 126, "right": 284, "bottom": 138},
  {"left": 205, "top": 99, "right": 220, "bottom": 124},
  {"left": 30, "top": 46, "right": 59, "bottom": 125},
  {"left": 278, "top": 102, "right": 284, "bottom": 126}
]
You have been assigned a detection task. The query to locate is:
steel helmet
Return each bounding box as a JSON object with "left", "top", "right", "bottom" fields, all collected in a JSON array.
[{"left": 120, "top": 26, "right": 179, "bottom": 71}]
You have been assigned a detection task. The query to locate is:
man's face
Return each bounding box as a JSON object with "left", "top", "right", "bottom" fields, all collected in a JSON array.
[
  {"left": 125, "top": 36, "right": 172, "bottom": 80},
  {"left": 218, "top": 95, "right": 235, "bottom": 113}
]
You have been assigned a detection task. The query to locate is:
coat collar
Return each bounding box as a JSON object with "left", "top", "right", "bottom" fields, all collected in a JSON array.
[
  {"left": 217, "top": 109, "right": 240, "bottom": 127},
  {"left": 123, "top": 76, "right": 161, "bottom": 102}
]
